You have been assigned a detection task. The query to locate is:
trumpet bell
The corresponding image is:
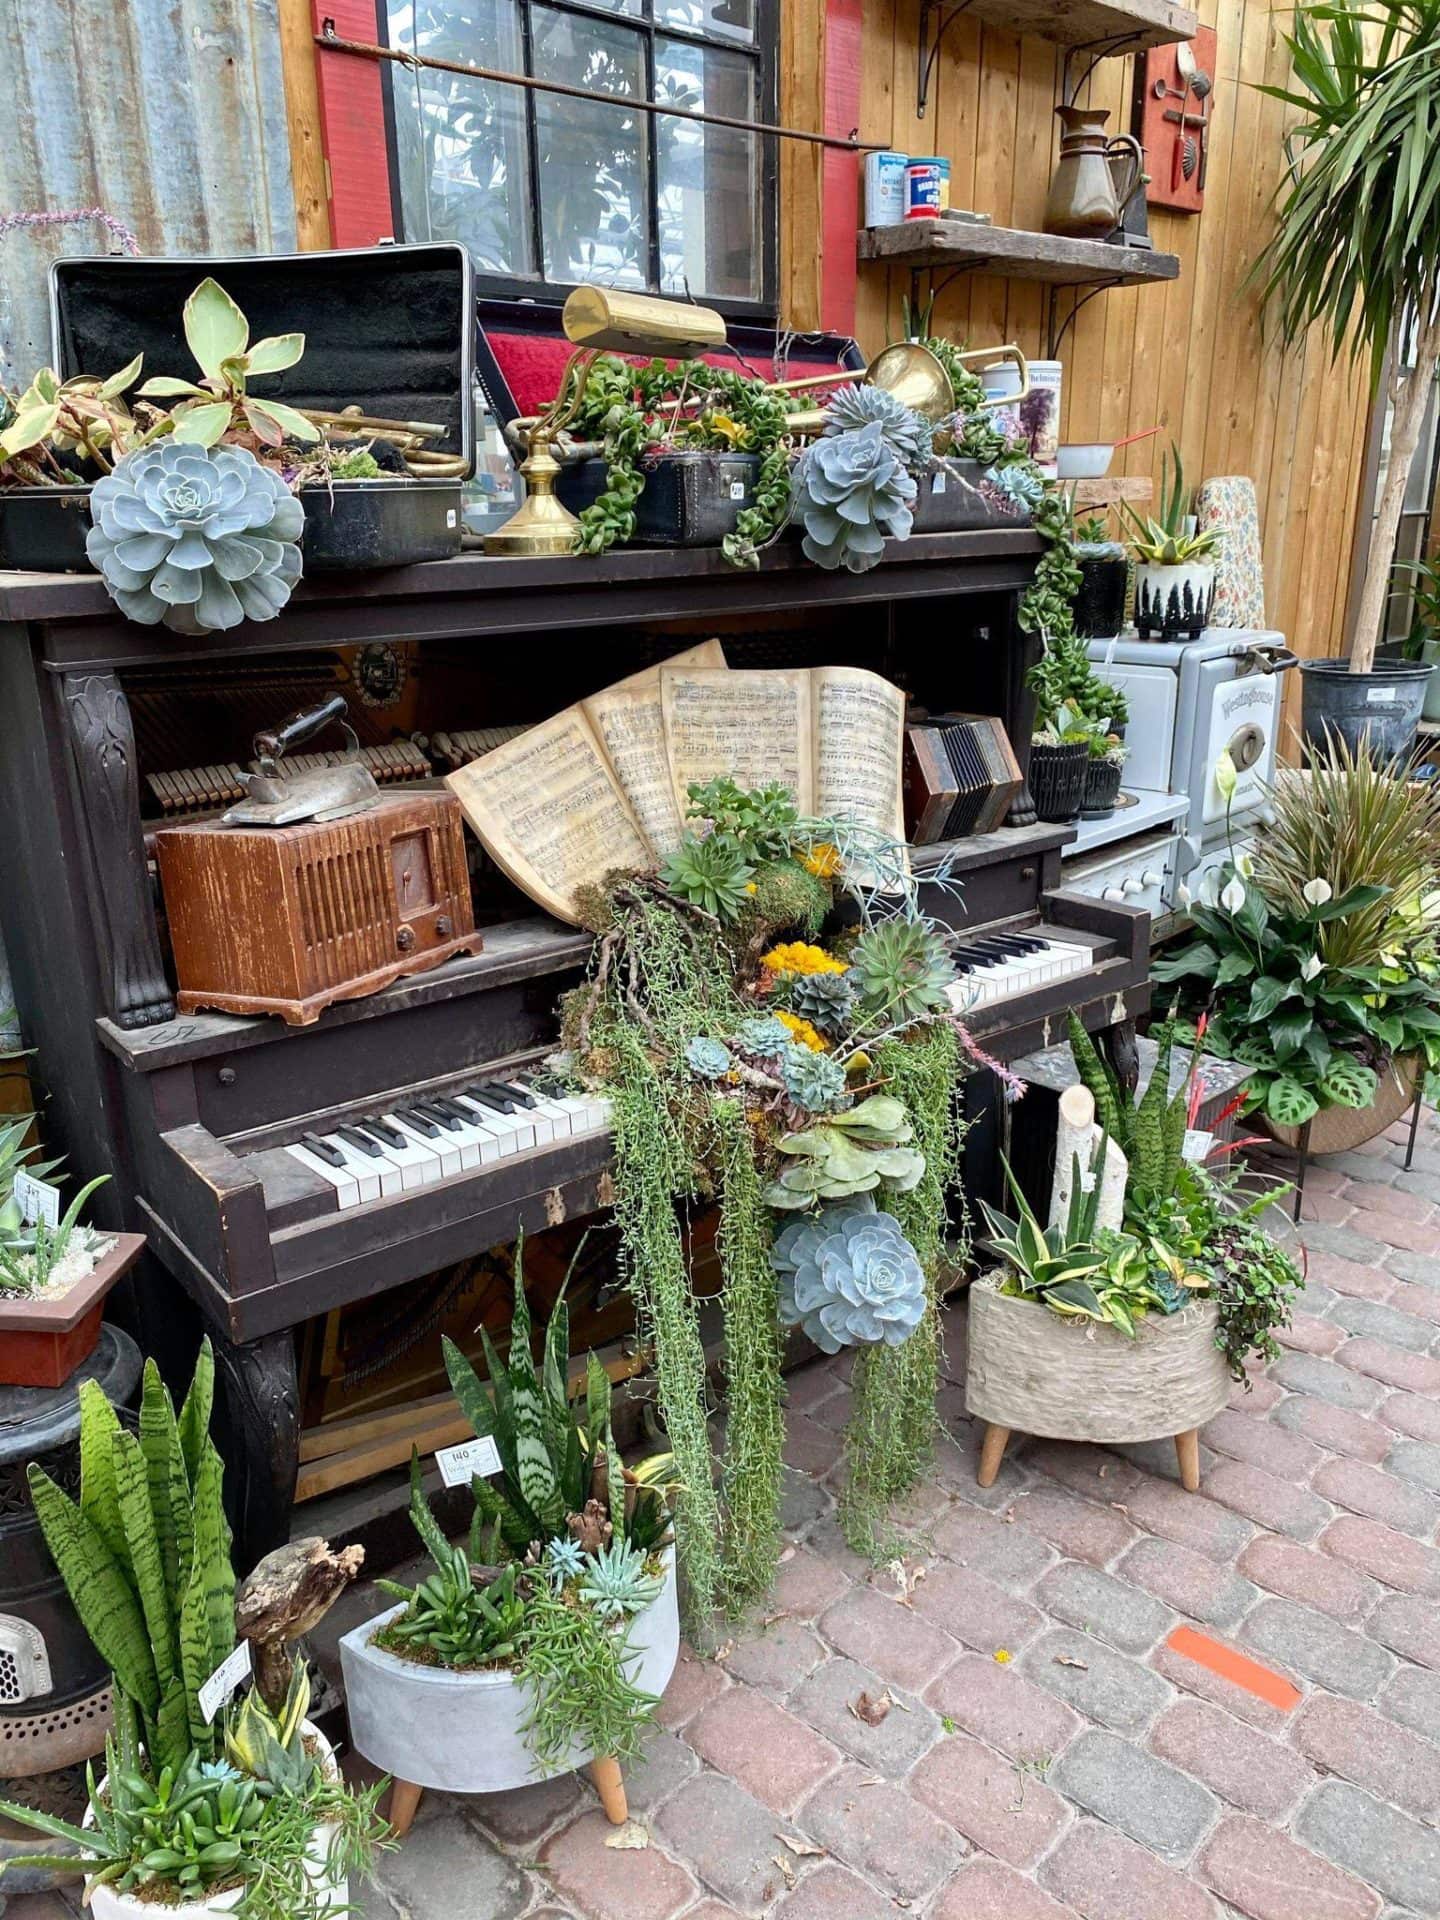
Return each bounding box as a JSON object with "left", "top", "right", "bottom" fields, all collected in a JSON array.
[{"left": 783, "top": 341, "right": 955, "bottom": 436}]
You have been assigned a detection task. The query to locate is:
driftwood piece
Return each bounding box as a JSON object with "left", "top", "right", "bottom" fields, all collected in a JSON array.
[{"left": 236, "top": 1536, "right": 366, "bottom": 1706}]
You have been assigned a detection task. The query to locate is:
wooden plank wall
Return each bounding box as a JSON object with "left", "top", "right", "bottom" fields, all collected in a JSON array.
[{"left": 780, "top": 0, "right": 1376, "bottom": 737}]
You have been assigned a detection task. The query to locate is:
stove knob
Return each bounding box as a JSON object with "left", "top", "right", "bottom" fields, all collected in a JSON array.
[
  {"left": 1141, "top": 870, "right": 1164, "bottom": 888},
  {"left": 1102, "top": 886, "right": 1126, "bottom": 902},
  {"left": 1121, "top": 876, "right": 1144, "bottom": 894},
  {"left": 1227, "top": 722, "right": 1266, "bottom": 771}
]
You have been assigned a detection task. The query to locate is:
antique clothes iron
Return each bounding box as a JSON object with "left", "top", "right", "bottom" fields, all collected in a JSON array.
[{"left": 155, "top": 698, "right": 481, "bottom": 1025}]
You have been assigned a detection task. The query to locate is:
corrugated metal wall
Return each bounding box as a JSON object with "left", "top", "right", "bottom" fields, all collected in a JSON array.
[{"left": 0, "top": 0, "right": 297, "bottom": 380}]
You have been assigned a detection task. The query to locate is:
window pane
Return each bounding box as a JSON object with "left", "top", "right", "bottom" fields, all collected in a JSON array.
[
  {"left": 655, "top": 1, "right": 755, "bottom": 42},
  {"left": 385, "top": 0, "right": 534, "bottom": 275},
  {"left": 656, "top": 35, "right": 761, "bottom": 300},
  {"left": 532, "top": 7, "right": 649, "bottom": 289}
]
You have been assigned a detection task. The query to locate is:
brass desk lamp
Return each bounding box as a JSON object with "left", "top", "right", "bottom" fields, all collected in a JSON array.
[{"left": 483, "top": 288, "right": 728, "bottom": 558}]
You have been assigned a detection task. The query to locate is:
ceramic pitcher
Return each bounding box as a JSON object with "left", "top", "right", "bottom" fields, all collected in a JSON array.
[{"left": 1044, "top": 106, "right": 1143, "bottom": 238}]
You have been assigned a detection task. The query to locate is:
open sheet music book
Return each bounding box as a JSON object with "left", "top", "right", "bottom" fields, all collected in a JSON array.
[{"left": 445, "top": 641, "right": 908, "bottom": 925}]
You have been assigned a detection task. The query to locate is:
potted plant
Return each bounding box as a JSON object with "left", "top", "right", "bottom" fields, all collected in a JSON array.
[
  {"left": 1250, "top": 0, "right": 1440, "bottom": 752},
  {"left": 969, "top": 1017, "right": 1303, "bottom": 1489},
  {"left": 1123, "top": 445, "right": 1220, "bottom": 638},
  {"left": 1391, "top": 555, "right": 1440, "bottom": 723},
  {"left": 1156, "top": 736, "right": 1440, "bottom": 1146},
  {"left": 0, "top": 1342, "right": 387, "bottom": 1919},
  {"left": 1071, "top": 511, "right": 1130, "bottom": 638},
  {"left": 1083, "top": 732, "right": 1128, "bottom": 817},
  {"left": 1027, "top": 700, "right": 1096, "bottom": 822},
  {"left": 0, "top": 1166, "right": 145, "bottom": 1389},
  {"left": 340, "top": 1251, "right": 679, "bottom": 1837}
]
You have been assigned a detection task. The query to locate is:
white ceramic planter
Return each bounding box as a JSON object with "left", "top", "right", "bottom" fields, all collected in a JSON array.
[
  {"left": 85, "top": 1723, "right": 348, "bottom": 1920},
  {"left": 340, "top": 1548, "right": 679, "bottom": 1797},
  {"left": 1134, "top": 560, "right": 1215, "bottom": 638}
]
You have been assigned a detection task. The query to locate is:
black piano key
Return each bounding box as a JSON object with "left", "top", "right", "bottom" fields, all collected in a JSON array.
[
  {"left": 494, "top": 1078, "right": 538, "bottom": 1109},
  {"left": 982, "top": 935, "right": 1041, "bottom": 955},
  {"left": 430, "top": 1097, "right": 478, "bottom": 1124},
  {"left": 362, "top": 1117, "right": 407, "bottom": 1148},
  {"left": 396, "top": 1107, "right": 442, "bottom": 1138},
  {"left": 300, "top": 1130, "right": 347, "bottom": 1167},
  {"left": 336, "top": 1126, "right": 385, "bottom": 1158},
  {"left": 414, "top": 1101, "right": 463, "bottom": 1133},
  {"left": 952, "top": 945, "right": 1002, "bottom": 967},
  {"left": 466, "top": 1085, "right": 519, "bottom": 1114}
]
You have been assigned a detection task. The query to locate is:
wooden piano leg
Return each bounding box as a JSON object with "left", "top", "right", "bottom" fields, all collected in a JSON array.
[
  {"left": 214, "top": 1329, "right": 301, "bottom": 1572},
  {"left": 61, "top": 671, "right": 175, "bottom": 1028},
  {"left": 388, "top": 1779, "right": 424, "bottom": 1839},
  {"left": 1174, "top": 1427, "right": 1201, "bottom": 1492},
  {"left": 589, "top": 1756, "right": 629, "bottom": 1825},
  {"left": 977, "top": 1423, "right": 1011, "bottom": 1487}
]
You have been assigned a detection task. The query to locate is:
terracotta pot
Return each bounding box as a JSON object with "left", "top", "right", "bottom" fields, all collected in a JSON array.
[
  {"left": 1259, "top": 1052, "right": 1422, "bottom": 1153},
  {"left": 0, "top": 1233, "right": 145, "bottom": 1389}
]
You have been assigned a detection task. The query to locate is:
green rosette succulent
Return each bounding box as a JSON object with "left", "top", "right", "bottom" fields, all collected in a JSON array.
[
  {"left": 765, "top": 1095, "right": 926, "bottom": 1209},
  {"left": 772, "top": 1197, "right": 927, "bottom": 1353},
  {"left": 779, "top": 1042, "right": 848, "bottom": 1112},
  {"left": 852, "top": 919, "right": 955, "bottom": 1025},
  {"left": 783, "top": 968, "right": 857, "bottom": 1033},
  {"left": 731, "top": 1014, "right": 793, "bottom": 1058},
  {"left": 685, "top": 1035, "right": 734, "bottom": 1080},
  {"left": 86, "top": 441, "right": 304, "bottom": 634},
  {"left": 660, "top": 832, "right": 755, "bottom": 921}
]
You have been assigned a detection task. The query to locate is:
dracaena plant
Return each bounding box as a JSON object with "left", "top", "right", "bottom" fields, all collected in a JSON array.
[{"left": 138, "top": 278, "right": 321, "bottom": 452}]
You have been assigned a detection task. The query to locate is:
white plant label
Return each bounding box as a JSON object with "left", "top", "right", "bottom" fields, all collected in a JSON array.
[
  {"left": 728, "top": 481, "right": 746, "bottom": 501},
  {"left": 1366, "top": 685, "right": 1399, "bottom": 703},
  {"left": 446, "top": 508, "right": 458, "bottom": 528},
  {"left": 931, "top": 472, "right": 946, "bottom": 493},
  {"left": 436, "top": 1435, "right": 502, "bottom": 1487},
  {"left": 14, "top": 1171, "right": 60, "bottom": 1228},
  {"left": 199, "top": 1642, "right": 252, "bottom": 1725}
]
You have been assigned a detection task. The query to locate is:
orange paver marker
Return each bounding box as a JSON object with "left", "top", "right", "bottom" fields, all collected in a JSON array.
[{"left": 1165, "top": 1626, "right": 1302, "bottom": 1712}]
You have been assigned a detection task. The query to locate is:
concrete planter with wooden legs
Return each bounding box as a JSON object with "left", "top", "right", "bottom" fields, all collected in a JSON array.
[
  {"left": 339, "top": 1548, "right": 678, "bottom": 1836},
  {"left": 966, "top": 1278, "right": 1230, "bottom": 1490}
]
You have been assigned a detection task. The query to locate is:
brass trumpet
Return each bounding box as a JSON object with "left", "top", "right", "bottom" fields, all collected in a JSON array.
[{"left": 773, "top": 341, "right": 1031, "bottom": 434}]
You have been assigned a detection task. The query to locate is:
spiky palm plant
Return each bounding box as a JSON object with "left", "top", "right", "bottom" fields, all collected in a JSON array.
[{"left": 1249, "top": 0, "right": 1440, "bottom": 669}]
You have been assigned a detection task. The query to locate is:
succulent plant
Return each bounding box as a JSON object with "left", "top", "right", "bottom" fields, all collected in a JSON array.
[
  {"left": 543, "top": 1535, "right": 587, "bottom": 1586},
  {"left": 823, "top": 383, "right": 934, "bottom": 466},
  {"left": 779, "top": 1042, "right": 849, "bottom": 1112},
  {"left": 794, "top": 420, "right": 917, "bottom": 573},
  {"left": 660, "top": 830, "right": 756, "bottom": 922},
  {"left": 731, "top": 1014, "right": 794, "bottom": 1057},
  {"left": 685, "top": 1035, "right": 734, "bottom": 1079},
  {"left": 783, "top": 967, "right": 858, "bottom": 1032},
  {"left": 772, "top": 1200, "right": 927, "bottom": 1352},
  {"left": 985, "top": 459, "right": 1046, "bottom": 512},
  {"left": 765, "top": 1095, "right": 926, "bottom": 1209},
  {"left": 223, "top": 1657, "right": 316, "bottom": 1796},
  {"left": 579, "top": 1537, "right": 665, "bottom": 1623},
  {"left": 852, "top": 918, "right": 955, "bottom": 1025},
  {"left": 86, "top": 442, "right": 304, "bottom": 634}
]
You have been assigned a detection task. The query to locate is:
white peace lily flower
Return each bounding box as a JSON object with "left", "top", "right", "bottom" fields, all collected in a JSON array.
[
  {"left": 1236, "top": 851, "right": 1255, "bottom": 878},
  {"left": 1302, "top": 877, "right": 1333, "bottom": 906},
  {"left": 1215, "top": 748, "right": 1239, "bottom": 800},
  {"left": 1220, "top": 877, "right": 1247, "bottom": 913},
  {"left": 1175, "top": 882, "right": 1193, "bottom": 910},
  {"left": 1301, "top": 953, "right": 1323, "bottom": 981}
]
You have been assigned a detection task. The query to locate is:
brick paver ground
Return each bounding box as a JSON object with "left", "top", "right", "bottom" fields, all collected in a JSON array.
[{"left": 9, "top": 1116, "right": 1440, "bottom": 1920}]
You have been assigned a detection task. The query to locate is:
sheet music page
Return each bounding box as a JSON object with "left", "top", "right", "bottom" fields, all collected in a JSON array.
[
  {"left": 812, "top": 665, "right": 909, "bottom": 882},
  {"left": 444, "top": 709, "right": 651, "bottom": 925},
  {"left": 582, "top": 639, "right": 727, "bottom": 857},
  {"left": 661, "top": 667, "right": 815, "bottom": 817}
]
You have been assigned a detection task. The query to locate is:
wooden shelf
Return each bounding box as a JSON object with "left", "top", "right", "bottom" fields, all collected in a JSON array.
[
  {"left": 947, "top": 0, "right": 1197, "bottom": 50},
  {"left": 860, "top": 221, "right": 1180, "bottom": 287}
]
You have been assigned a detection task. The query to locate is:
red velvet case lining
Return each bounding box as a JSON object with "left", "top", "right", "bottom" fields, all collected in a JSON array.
[{"left": 485, "top": 330, "right": 851, "bottom": 418}]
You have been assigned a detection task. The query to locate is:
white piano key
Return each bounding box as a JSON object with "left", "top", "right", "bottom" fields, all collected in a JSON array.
[
  {"left": 497, "top": 1081, "right": 565, "bottom": 1146},
  {"left": 285, "top": 1141, "right": 363, "bottom": 1210},
  {"left": 354, "top": 1122, "right": 442, "bottom": 1191},
  {"left": 318, "top": 1133, "right": 396, "bottom": 1201},
  {"left": 391, "top": 1112, "right": 465, "bottom": 1179},
  {"left": 453, "top": 1094, "right": 530, "bottom": 1156},
  {"left": 443, "top": 1100, "right": 511, "bottom": 1164}
]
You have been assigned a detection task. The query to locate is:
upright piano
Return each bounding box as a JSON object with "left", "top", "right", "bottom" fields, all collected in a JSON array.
[{"left": 0, "top": 531, "right": 1150, "bottom": 1562}]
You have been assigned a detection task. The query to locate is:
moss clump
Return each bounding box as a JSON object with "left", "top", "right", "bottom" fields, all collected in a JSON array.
[{"left": 748, "top": 858, "right": 831, "bottom": 937}]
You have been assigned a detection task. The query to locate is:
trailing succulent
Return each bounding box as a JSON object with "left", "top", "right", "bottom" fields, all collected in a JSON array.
[
  {"left": 87, "top": 441, "right": 304, "bottom": 634},
  {"left": 772, "top": 1198, "right": 927, "bottom": 1352}
]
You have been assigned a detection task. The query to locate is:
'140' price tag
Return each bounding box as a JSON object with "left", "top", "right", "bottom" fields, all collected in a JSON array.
[
  {"left": 14, "top": 1171, "right": 60, "bottom": 1228},
  {"left": 435, "top": 1435, "right": 502, "bottom": 1488},
  {"left": 198, "top": 1641, "right": 252, "bottom": 1725}
]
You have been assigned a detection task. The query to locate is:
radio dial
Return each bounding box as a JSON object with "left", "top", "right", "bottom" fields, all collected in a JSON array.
[{"left": 1227, "top": 722, "right": 1266, "bottom": 771}]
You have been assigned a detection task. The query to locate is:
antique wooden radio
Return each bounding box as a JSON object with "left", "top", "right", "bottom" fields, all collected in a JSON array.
[{"left": 155, "top": 698, "right": 481, "bottom": 1026}]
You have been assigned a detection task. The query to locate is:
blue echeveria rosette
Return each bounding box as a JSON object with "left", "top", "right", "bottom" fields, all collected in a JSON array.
[
  {"left": 771, "top": 1199, "right": 928, "bottom": 1352},
  {"left": 86, "top": 441, "right": 305, "bottom": 634},
  {"left": 793, "top": 420, "right": 917, "bottom": 573}
]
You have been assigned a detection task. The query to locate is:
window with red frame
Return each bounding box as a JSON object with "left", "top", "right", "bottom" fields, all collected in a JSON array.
[{"left": 376, "top": 0, "right": 778, "bottom": 316}]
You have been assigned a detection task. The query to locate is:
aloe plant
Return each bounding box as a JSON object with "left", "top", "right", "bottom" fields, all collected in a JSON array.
[
  {"left": 1121, "top": 443, "right": 1222, "bottom": 565},
  {"left": 0, "top": 1173, "right": 109, "bottom": 1294},
  {"left": 26, "top": 1341, "right": 236, "bottom": 1772}
]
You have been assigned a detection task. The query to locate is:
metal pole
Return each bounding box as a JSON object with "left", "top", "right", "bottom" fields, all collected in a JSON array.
[{"left": 313, "top": 23, "right": 880, "bottom": 154}]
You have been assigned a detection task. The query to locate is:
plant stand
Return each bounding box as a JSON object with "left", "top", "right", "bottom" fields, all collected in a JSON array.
[
  {"left": 387, "top": 1755, "right": 626, "bottom": 1840},
  {"left": 1260, "top": 1053, "right": 1425, "bottom": 1221},
  {"left": 966, "top": 1279, "right": 1230, "bottom": 1489}
]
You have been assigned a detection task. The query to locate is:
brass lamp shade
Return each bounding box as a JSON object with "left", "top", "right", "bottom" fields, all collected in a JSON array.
[{"left": 561, "top": 286, "right": 728, "bottom": 358}]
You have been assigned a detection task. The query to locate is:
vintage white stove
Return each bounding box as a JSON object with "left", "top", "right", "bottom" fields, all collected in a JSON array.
[{"left": 1064, "top": 629, "right": 1297, "bottom": 914}]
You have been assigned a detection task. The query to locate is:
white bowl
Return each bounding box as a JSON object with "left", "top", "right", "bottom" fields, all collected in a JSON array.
[{"left": 1056, "top": 443, "right": 1115, "bottom": 479}]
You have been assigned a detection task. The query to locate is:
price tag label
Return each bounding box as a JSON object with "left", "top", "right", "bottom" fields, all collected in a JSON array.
[
  {"left": 198, "top": 1642, "right": 252, "bottom": 1725},
  {"left": 1366, "top": 685, "right": 1399, "bottom": 703},
  {"left": 931, "top": 471, "right": 947, "bottom": 494},
  {"left": 728, "top": 481, "right": 746, "bottom": 501},
  {"left": 435, "top": 1435, "right": 502, "bottom": 1488},
  {"left": 14, "top": 1172, "right": 60, "bottom": 1228}
]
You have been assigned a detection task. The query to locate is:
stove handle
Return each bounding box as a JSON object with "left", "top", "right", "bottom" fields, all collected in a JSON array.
[{"left": 1236, "top": 642, "right": 1299, "bottom": 676}]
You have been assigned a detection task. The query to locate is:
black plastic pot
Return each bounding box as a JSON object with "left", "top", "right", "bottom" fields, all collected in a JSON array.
[
  {"left": 0, "top": 489, "right": 93, "bottom": 572},
  {"left": 910, "top": 458, "right": 1033, "bottom": 534},
  {"left": 1299, "top": 657, "right": 1434, "bottom": 765},
  {"left": 1081, "top": 756, "right": 1124, "bottom": 816},
  {"left": 556, "top": 450, "right": 759, "bottom": 547},
  {"left": 300, "top": 481, "right": 462, "bottom": 571},
  {"left": 1073, "top": 544, "right": 1129, "bottom": 639},
  {"left": 1028, "top": 741, "right": 1089, "bottom": 822}
]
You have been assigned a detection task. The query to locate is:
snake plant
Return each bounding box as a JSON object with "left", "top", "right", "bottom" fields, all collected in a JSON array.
[{"left": 26, "top": 1341, "right": 236, "bottom": 1772}]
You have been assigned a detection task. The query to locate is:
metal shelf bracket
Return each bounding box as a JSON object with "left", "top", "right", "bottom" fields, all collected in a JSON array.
[{"left": 918, "top": 0, "right": 977, "bottom": 118}]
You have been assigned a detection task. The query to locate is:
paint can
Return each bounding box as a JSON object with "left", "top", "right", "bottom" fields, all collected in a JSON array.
[
  {"left": 864, "top": 151, "right": 908, "bottom": 228},
  {"left": 904, "top": 158, "right": 948, "bottom": 219}
]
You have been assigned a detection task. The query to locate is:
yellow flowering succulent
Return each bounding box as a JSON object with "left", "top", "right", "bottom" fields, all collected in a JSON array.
[
  {"left": 775, "top": 1010, "right": 829, "bottom": 1053},
  {"left": 761, "top": 941, "right": 847, "bottom": 977},
  {"left": 803, "top": 842, "right": 842, "bottom": 879}
]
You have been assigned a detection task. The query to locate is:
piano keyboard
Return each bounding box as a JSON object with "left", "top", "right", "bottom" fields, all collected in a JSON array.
[
  {"left": 282, "top": 1074, "right": 612, "bottom": 1211},
  {"left": 944, "top": 931, "right": 1093, "bottom": 1015}
]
